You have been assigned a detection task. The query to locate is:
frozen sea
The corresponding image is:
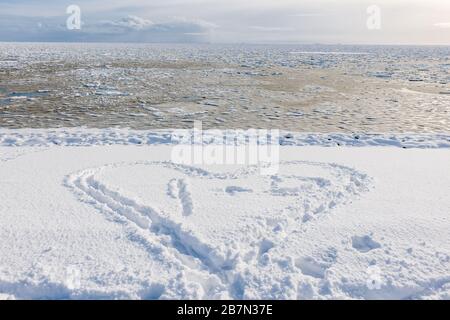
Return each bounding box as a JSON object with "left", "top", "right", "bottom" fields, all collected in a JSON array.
[{"left": 0, "top": 43, "right": 449, "bottom": 132}]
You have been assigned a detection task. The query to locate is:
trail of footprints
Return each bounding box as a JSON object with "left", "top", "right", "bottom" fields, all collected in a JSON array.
[{"left": 65, "top": 160, "right": 372, "bottom": 298}]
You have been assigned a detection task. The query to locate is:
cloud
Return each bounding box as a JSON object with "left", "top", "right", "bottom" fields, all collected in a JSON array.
[
  {"left": 434, "top": 22, "right": 450, "bottom": 29},
  {"left": 0, "top": 14, "right": 217, "bottom": 43},
  {"left": 99, "top": 15, "right": 155, "bottom": 31},
  {"left": 289, "top": 13, "right": 326, "bottom": 17},
  {"left": 250, "top": 26, "right": 295, "bottom": 32},
  {"left": 88, "top": 16, "right": 217, "bottom": 42},
  {"left": 168, "top": 16, "right": 219, "bottom": 30}
]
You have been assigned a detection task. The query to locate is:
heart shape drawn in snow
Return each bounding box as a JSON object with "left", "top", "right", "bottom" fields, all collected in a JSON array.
[{"left": 65, "top": 160, "right": 371, "bottom": 298}]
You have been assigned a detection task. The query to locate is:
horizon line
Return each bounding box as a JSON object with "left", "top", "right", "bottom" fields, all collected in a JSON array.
[{"left": 0, "top": 40, "right": 449, "bottom": 47}]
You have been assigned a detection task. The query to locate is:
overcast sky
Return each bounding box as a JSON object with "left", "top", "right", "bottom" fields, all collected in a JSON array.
[{"left": 0, "top": 0, "right": 449, "bottom": 44}]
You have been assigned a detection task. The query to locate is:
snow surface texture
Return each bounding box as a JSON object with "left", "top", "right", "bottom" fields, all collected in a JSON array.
[
  {"left": 1, "top": 142, "right": 450, "bottom": 300},
  {"left": 1, "top": 128, "right": 450, "bottom": 148}
]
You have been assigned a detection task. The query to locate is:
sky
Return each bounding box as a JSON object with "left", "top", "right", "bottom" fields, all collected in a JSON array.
[{"left": 0, "top": 0, "right": 449, "bottom": 44}]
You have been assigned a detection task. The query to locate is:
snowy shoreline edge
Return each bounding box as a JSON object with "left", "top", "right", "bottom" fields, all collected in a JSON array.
[{"left": 1, "top": 128, "right": 450, "bottom": 148}]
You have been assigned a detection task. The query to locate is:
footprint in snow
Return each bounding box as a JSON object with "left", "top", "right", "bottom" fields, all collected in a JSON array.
[
  {"left": 352, "top": 235, "right": 381, "bottom": 253},
  {"left": 295, "top": 247, "right": 338, "bottom": 279}
]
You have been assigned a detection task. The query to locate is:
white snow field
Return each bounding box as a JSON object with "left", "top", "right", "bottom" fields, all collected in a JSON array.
[{"left": 0, "top": 131, "right": 450, "bottom": 300}]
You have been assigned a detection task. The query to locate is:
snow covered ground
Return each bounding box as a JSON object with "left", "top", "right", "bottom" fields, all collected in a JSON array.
[{"left": 0, "top": 131, "right": 450, "bottom": 300}]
